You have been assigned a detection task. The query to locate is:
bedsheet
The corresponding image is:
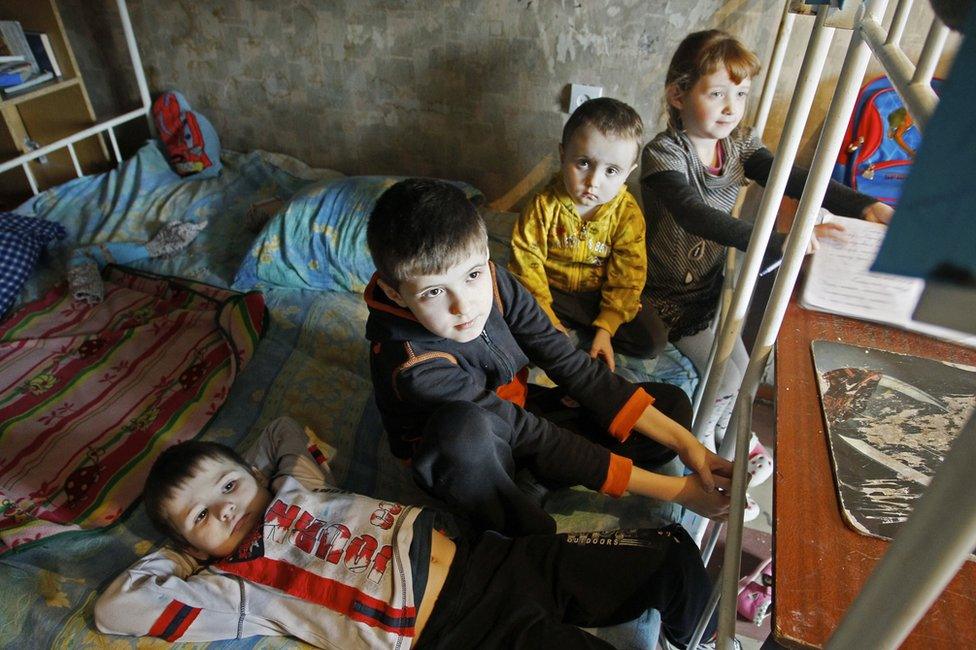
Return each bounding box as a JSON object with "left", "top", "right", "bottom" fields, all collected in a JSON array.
[
  {"left": 13, "top": 142, "right": 343, "bottom": 305},
  {"left": 0, "top": 144, "right": 700, "bottom": 649},
  {"left": 0, "top": 267, "right": 265, "bottom": 555},
  {"left": 0, "top": 284, "right": 674, "bottom": 649}
]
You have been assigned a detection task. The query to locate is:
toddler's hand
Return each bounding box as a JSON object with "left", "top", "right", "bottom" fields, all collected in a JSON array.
[
  {"left": 678, "top": 442, "right": 734, "bottom": 493},
  {"left": 554, "top": 322, "right": 571, "bottom": 336},
  {"left": 862, "top": 201, "right": 894, "bottom": 224},
  {"left": 807, "top": 222, "right": 846, "bottom": 254},
  {"left": 589, "top": 328, "right": 615, "bottom": 372},
  {"left": 675, "top": 474, "right": 731, "bottom": 522}
]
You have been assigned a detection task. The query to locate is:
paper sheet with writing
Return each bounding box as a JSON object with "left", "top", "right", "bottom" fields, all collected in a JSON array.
[{"left": 801, "top": 215, "right": 976, "bottom": 347}]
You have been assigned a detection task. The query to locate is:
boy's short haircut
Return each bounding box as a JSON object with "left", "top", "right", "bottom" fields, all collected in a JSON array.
[
  {"left": 561, "top": 97, "right": 644, "bottom": 154},
  {"left": 143, "top": 440, "right": 252, "bottom": 551},
  {"left": 367, "top": 178, "right": 488, "bottom": 288}
]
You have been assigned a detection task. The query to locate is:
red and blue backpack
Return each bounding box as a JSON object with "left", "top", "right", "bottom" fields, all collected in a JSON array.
[
  {"left": 832, "top": 75, "right": 942, "bottom": 206},
  {"left": 152, "top": 91, "right": 222, "bottom": 179}
]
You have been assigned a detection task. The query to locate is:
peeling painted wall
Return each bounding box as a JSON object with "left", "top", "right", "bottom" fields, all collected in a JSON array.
[{"left": 58, "top": 0, "right": 956, "bottom": 203}]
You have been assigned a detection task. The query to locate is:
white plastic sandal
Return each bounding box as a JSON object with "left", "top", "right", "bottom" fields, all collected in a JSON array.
[
  {"left": 747, "top": 440, "right": 773, "bottom": 488},
  {"left": 743, "top": 493, "right": 761, "bottom": 522}
]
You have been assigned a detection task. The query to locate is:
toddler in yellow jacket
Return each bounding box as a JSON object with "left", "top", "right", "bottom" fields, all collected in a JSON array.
[{"left": 509, "top": 97, "right": 667, "bottom": 370}]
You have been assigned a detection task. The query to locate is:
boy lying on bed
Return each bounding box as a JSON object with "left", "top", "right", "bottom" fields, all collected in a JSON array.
[
  {"left": 94, "top": 416, "right": 720, "bottom": 649},
  {"left": 363, "top": 178, "right": 733, "bottom": 536}
]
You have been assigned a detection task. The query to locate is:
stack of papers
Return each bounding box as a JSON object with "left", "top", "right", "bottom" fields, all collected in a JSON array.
[{"left": 800, "top": 214, "right": 976, "bottom": 348}]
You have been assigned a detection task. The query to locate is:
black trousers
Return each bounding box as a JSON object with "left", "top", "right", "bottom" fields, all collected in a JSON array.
[
  {"left": 412, "top": 383, "right": 691, "bottom": 536},
  {"left": 416, "top": 524, "right": 715, "bottom": 650},
  {"left": 550, "top": 286, "right": 669, "bottom": 359}
]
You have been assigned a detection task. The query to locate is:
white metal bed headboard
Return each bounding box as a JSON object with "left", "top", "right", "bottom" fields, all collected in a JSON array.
[
  {"left": 684, "top": 1, "right": 962, "bottom": 648},
  {"left": 0, "top": 0, "right": 151, "bottom": 196}
]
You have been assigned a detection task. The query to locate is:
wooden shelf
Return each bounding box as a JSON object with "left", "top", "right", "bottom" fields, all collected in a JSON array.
[
  {"left": 0, "top": 0, "right": 108, "bottom": 204},
  {"left": 0, "top": 77, "right": 80, "bottom": 107}
]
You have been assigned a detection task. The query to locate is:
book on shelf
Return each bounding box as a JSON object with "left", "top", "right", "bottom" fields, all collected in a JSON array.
[
  {"left": 0, "top": 71, "right": 54, "bottom": 96},
  {"left": 799, "top": 213, "right": 976, "bottom": 347},
  {"left": 0, "top": 21, "right": 39, "bottom": 76},
  {"left": 24, "top": 31, "right": 61, "bottom": 78},
  {"left": 0, "top": 60, "right": 33, "bottom": 87},
  {"left": 0, "top": 54, "right": 26, "bottom": 64}
]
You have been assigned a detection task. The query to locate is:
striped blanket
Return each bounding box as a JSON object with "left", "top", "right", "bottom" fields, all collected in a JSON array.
[{"left": 0, "top": 266, "right": 266, "bottom": 554}]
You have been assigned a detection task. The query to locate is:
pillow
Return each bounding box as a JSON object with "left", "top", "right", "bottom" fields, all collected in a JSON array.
[
  {"left": 152, "top": 91, "right": 222, "bottom": 179},
  {"left": 234, "top": 176, "right": 483, "bottom": 293},
  {"left": 0, "top": 213, "right": 66, "bottom": 318}
]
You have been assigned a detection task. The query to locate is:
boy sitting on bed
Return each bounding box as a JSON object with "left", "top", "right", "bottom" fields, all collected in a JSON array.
[
  {"left": 94, "top": 416, "right": 720, "bottom": 649},
  {"left": 363, "top": 178, "right": 734, "bottom": 536}
]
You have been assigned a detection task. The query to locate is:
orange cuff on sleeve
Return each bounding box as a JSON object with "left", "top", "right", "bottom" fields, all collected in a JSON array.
[
  {"left": 600, "top": 453, "right": 634, "bottom": 498},
  {"left": 607, "top": 388, "right": 654, "bottom": 443}
]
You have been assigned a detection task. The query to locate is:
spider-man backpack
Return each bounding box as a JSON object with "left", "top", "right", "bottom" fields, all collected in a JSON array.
[
  {"left": 152, "top": 91, "right": 222, "bottom": 179},
  {"left": 832, "top": 75, "right": 942, "bottom": 206}
]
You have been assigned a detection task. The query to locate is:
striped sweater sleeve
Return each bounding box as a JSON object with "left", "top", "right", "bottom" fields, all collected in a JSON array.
[
  {"left": 742, "top": 147, "right": 877, "bottom": 218},
  {"left": 641, "top": 130, "right": 785, "bottom": 268},
  {"left": 94, "top": 547, "right": 251, "bottom": 642}
]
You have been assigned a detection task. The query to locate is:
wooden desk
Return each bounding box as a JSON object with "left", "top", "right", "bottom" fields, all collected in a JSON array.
[{"left": 774, "top": 298, "right": 976, "bottom": 648}]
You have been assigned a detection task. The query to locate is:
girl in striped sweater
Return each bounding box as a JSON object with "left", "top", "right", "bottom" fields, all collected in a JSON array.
[{"left": 640, "top": 30, "right": 893, "bottom": 516}]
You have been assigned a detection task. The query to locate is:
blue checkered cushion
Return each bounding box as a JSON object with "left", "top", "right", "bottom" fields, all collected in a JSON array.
[{"left": 0, "top": 213, "right": 66, "bottom": 318}]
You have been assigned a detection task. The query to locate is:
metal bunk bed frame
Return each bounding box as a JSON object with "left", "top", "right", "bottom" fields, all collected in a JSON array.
[
  {"left": 0, "top": 0, "right": 151, "bottom": 194},
  {"left": 685, "top": 1, "right": 971, "bottom": 648}
]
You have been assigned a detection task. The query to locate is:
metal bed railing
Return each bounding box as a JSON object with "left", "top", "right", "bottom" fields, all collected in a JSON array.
[
  {"left": 684, "top": 1, "right": 958, "bottom": 647},
  {"left": 688, "top": 2, "right": 797, "bottom": 562},
  {"left": 0, "top": 0, "right": 151, "bottom": 195},
  {"left": 689, "top": 3, "right": 841, "bottom": 568}
]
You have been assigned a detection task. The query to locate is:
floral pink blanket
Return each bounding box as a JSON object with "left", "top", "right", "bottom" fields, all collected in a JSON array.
[{"left": 0, "top": 266, "right": 265, "bottom": 554}]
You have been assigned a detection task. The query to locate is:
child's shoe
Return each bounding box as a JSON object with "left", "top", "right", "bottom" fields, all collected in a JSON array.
[
  {"left": 747, "top": 440, "right": 773, "bottom": 488},
  {"left": 736, "top": 557, "right": 773, "bottom": 626},
  {"left": 698, "top": 639, "right": 742, "bottom": 650},
  {"left": 67, "top": 258, "right": 103, "bottom": 305},
  {"left": 743, "top": 492, "right": 761, "bottom": 522},
  {"left": 661, "top": 634, "right": 742, "bottom": 649},
  {"left": 146, "top": 221, "right": 208, "bottom": 258}
]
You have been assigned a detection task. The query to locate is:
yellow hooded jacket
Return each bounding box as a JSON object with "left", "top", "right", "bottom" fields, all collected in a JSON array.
[{"left": 508, "top": 174, "right": 647, "bottom": 336}]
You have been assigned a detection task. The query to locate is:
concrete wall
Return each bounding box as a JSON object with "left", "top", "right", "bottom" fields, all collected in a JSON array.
[{"left": 58, "top": 0, "right": 958, "bottom": 204}]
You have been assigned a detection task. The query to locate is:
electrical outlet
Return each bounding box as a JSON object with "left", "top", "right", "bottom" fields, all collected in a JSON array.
[{"left": 567, "top": 83, "right": 603, "bottom": 113}]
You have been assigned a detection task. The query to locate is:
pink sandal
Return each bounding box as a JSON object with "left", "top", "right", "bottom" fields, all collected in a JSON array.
[
  {"left": 747, "top": 440, "right": 773, "bottom": 487},
  {"left": 737, "top": 557, "right": 773, "bottom": 626}
]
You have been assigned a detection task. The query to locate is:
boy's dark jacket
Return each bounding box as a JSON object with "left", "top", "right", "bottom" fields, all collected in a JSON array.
[{"left": 364, "top": 263, "right": 653, "bottom": 496}]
